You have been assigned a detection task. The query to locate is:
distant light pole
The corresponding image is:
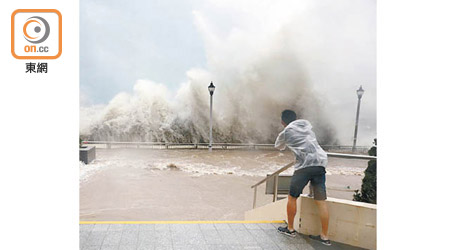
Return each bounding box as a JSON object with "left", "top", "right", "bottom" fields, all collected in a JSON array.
[
  {"left": 208, "top": 82, "right": 216, "bottom": 152},
  {"left": 352, "top": 85, "right": 365, "bottom": 153}
]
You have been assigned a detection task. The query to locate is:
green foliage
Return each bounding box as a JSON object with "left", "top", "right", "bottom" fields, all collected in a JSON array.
[{"left": 353, "top": 138, "right": 377, "bottom": 204}]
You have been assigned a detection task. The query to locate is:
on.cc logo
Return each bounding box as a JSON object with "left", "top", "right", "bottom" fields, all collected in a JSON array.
[
  {"left": 23, "top": 16, "right": 50, "bottom": 44},
  {"left": 11, "top": 9, "right": 62, "bottom": 60}
]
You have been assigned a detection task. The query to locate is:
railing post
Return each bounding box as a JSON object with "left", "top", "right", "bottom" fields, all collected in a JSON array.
[
  {"left": 253, "top": 186, "right": 257, "bottom": 209},
  {"left": 273, "top": 174, "right": 279, "bottom": 202}
]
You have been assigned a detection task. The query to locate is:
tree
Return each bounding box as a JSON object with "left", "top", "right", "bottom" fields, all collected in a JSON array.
[{"left": 353, "top": 138, "right": 377, "bottom": 204}]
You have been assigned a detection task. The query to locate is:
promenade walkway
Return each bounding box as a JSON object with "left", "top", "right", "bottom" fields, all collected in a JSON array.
[{"left": 80, "top": 222, "right": 364, "bottom": 250}]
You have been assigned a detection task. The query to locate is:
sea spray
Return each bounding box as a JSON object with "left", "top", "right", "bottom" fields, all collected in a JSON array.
[
  {"left": 80, "top": 0, "right": 375, "bottom": 145},
  {"left": 81, "top": 76, "right": 335, "bottom": 144}
]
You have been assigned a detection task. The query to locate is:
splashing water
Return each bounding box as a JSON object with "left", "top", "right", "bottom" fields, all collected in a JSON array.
[
  {"left": 80, "top": 0, "right": 375, "bottom": 145},
  {"left": 79, "top": 149, "right": 367, "bottom": 184}
]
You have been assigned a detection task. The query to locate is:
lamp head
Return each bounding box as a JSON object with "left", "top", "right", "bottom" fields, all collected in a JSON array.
[
  {"left": 357, "top": 85, "right": 364, "bottom": 98},
  {"left": 208, "top": 81, "right": 215, "bottom": 96}
]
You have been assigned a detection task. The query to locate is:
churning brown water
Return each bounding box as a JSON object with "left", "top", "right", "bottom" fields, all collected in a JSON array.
[{"left": 80, "top": 149, "right": 368, "bottom": 221}]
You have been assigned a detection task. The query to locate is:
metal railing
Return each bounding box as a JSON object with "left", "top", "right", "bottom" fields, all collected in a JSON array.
[
  {"left": 321, "top": 145, "right": 369, "bottom": 153},
  {"left": 250, "top": 152, "right": 377, "bottom": 208},
  {"left": 83, "top": 141, "right": 281, "bottom": 150},
  {"left": 82, "top": 141, "right": 370, "bottom": 152}
]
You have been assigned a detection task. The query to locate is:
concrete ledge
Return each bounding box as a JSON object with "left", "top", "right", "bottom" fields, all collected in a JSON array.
[
  {"left": 80, "top": 146, "right": 96, "bottom": 164},
  {"left": 299, "top": 195, "right": 376, "bottom": 249},
  {"left": 245, "top": 198, "right": 290, "bottom": 222},
  {"left": 245, "top": 195, "right": 376, "bottom": 249}
]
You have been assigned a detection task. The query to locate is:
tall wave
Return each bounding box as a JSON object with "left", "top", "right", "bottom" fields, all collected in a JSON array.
[{"left": 80, "top": 0, "right": 375, "bottom": 145}]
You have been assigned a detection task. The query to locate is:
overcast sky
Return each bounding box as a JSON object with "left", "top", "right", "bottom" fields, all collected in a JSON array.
[
  {"left": 81, "top": 0, "right": 376, "bottom": 106},
  {"left": 80, "top": 0, "right": 207, "bottom": 105}
]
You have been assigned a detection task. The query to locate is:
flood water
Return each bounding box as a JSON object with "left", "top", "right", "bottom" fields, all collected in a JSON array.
[{"left": 80, "top": 148, "right": 369, "bottom": 221}]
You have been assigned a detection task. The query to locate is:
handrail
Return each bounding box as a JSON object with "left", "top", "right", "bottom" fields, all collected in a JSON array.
[
  {"left": 82, "top": 141, "right": 369, "bottom": 149},
  {"left": 251, "top": 162, "right": 294, "bottom": 189},
  {"left": 83, "top": 141, "right": 275, "bottom": 146},
  {"left": 82, "top": 141, "right": 277, "bottom": 150},
  {"left": 251, "top": 152, "right": 377, "bottom": 208},
  {"left": 82, "top": 141, "right": 274, "bottom": 150},
  {"left": 326, "top": 152, "right": 376, "bottom": 160}
]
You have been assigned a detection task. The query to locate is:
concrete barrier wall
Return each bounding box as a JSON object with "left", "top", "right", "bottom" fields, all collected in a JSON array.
[
  {"left": 299, "top": 195, "right": 376, "bottom": 249},
  {"left": 245, "top": 195, "right": 376, "bottom": 249}
]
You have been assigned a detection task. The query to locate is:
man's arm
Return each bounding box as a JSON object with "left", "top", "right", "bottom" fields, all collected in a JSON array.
[{"left": 275, "top": 130, "right": 287, "bottom": 150}]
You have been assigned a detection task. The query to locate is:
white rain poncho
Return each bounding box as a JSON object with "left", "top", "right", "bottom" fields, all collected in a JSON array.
[{"left": 275, "top": 119, "right": 328, "bottom": 171}]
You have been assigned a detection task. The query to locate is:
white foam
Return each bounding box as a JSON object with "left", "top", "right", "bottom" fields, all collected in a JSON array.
[
  {"left": 79, "top": 149, "right": 366, "bottom": 182},
  {"left": 80, "top": 0, "right": 376, "bottom": 145},
  {"left": 79, "top": 160, "right": 106, "bottom": 183},
  {"left": 326, "top": 167, "right": 365, "bottom": 176}
]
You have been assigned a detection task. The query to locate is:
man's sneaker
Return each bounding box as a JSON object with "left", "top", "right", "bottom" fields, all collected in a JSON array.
[
  {"left": 277, "top": 226, "right": 296, "bottom": 237},
  {"left": 309, "top": 235, "right": 331, "bottom": 246}
]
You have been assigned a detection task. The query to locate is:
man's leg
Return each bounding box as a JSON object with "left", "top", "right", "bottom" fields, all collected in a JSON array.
[
  {"left": 311, "top": 167, "right": 329, "bottom": 240},
  {"left": 279, "top": 168, "right": 308, "bottom": 235},
  {"left": 287, "top": 195, "right": 297, "bottom": 231},
  {"left": 314, "top": 200, "right": 329, "bottom": 240}
]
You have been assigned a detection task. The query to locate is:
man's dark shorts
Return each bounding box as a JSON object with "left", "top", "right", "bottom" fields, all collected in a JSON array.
[{"left": 289, "top": 166, "right": 327, "bottom": 200}]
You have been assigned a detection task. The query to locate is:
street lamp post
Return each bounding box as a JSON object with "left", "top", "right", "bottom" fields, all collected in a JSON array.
[
  {"left": 352, "top": 85, "right": 365, "bottom": 153},
  {"left": 208, "top": 82, "right": 215, "bottom": 152}
]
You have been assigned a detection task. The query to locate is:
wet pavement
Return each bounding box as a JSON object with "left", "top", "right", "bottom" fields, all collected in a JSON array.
[{"left": 79, "top": 222, "right": 365, "bottom": 250}]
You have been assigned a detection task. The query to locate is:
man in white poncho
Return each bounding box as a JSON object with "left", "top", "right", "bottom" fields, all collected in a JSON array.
[{"left": 275, "top": 110, "right": 331, "bottom": 246}]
